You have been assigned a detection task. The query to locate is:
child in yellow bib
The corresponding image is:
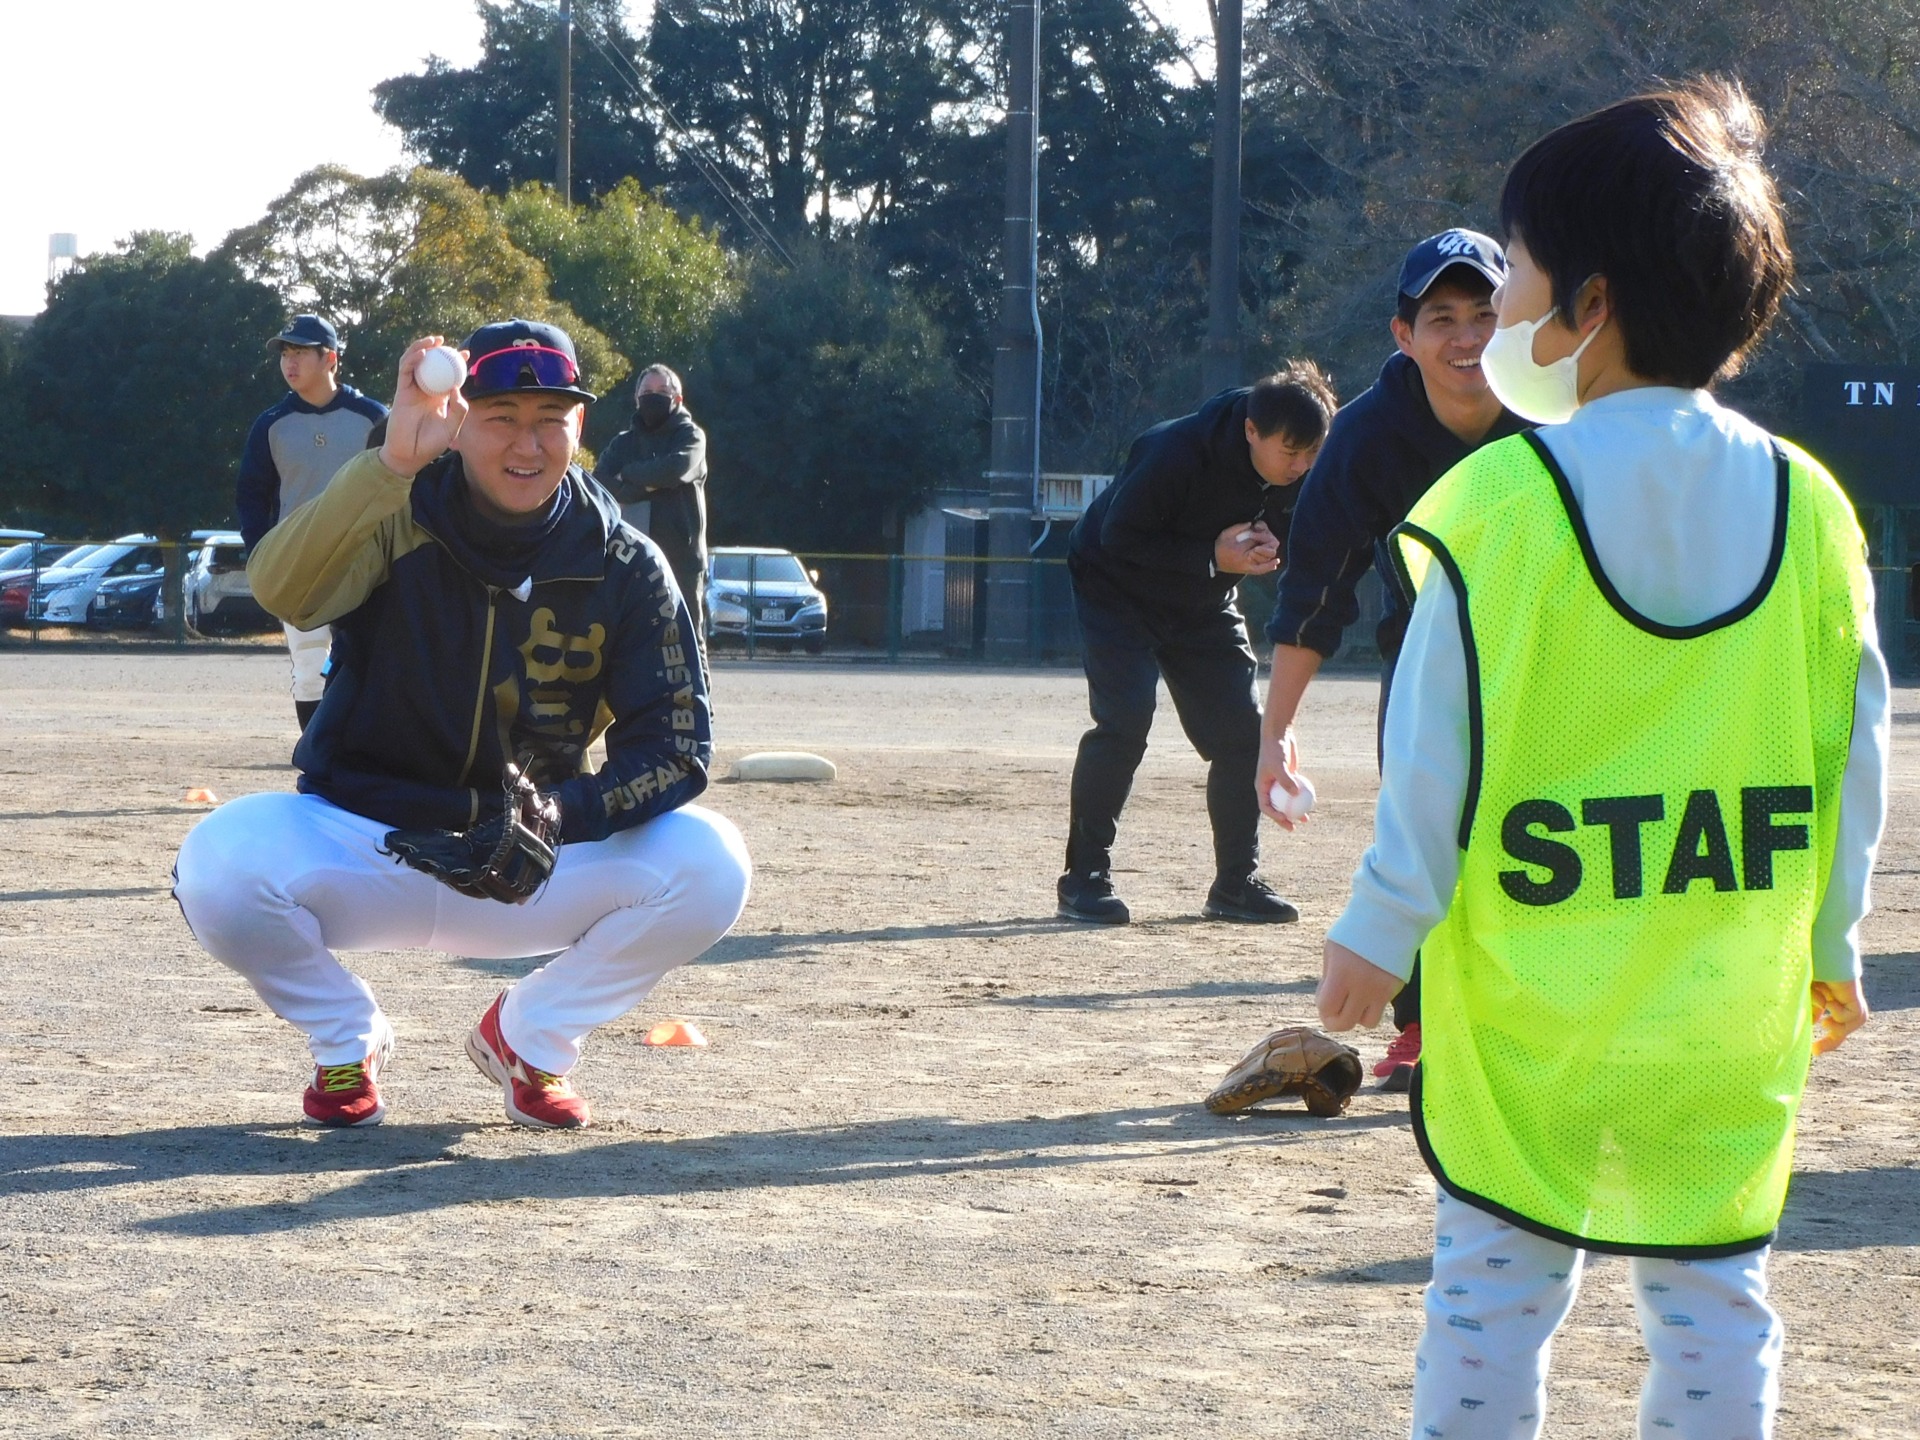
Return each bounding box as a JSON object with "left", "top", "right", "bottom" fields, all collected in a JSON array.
[{"left": 1315, "top": 82, "right": 1888, "bottom": 1440}]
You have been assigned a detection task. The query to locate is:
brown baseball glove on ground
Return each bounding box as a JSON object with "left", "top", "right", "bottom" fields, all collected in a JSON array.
[{"left": 1204, "top": 1026, "right": 1363, "bottom": 1118}]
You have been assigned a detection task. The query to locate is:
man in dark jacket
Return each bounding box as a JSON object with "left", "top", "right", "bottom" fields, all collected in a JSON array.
[
  {"left": 595, "top": 364, "right": 709, "bottom": 647},
  {"left": 1258, "top": 230, "right": 1528, "bottom": 1088},
  {"left": 1059, "top": 364, "right": 1336, "bottom": 926},
  {"left": 174, "top": 321, "right": 751, "bottom": 1133}
]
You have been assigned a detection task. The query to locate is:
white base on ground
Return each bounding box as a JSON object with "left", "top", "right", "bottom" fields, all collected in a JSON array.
[{"left": 734, "top": 751, "right": 837, "bottom": 782}]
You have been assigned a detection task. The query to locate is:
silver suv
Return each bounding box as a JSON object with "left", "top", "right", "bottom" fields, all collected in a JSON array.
[{"left": 707, "top": 547, "right": 828, "bottom": 653}]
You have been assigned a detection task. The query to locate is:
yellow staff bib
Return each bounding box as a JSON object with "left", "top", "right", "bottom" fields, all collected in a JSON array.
[{"left": 1394, "top": 432, "right": 1868, "bottom": 1255}]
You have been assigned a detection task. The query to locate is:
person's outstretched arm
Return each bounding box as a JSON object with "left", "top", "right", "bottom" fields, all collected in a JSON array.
[{"left": 1318, "top": 560, "right": 1469, "bottom": 1031}]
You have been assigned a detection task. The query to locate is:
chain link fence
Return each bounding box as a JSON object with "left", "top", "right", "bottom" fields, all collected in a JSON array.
[
  {"left": 7, "top": 532, "right": 1913, "bottom": 676},
  {"left": 0, "top": 536, "right": 272, "bottom": 649}
]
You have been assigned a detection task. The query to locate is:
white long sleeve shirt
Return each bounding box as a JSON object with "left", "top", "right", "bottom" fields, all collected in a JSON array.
[{"left": 1329, "top": 387, "right": 1891, "bottom": 984}]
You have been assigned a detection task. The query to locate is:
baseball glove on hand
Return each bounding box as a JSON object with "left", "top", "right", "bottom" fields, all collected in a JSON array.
[
  {"left": 382, "top": 762, "right": 562, "bottom": 904},
  {"left": 1205, "top": 1026, "right": 1363, "bottom": 1118}
]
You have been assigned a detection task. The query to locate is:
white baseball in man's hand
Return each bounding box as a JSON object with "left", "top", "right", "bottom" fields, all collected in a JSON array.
[
  {"left": 415, "top": 345, "right": 468, "bottom": 396},
  {"left": 1269, "top": 774, "right": 1316, "bottom": 823},
  {"left": 380, "top": 335, "right": 470, "bottom": 479}
]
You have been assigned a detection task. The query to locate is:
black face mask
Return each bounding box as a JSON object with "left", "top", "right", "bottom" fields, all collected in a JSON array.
[{"left": 636, "top": 393, "right": 675, "bottom": 428}]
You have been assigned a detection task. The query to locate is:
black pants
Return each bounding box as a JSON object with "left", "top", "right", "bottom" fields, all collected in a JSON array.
[
  {"left": 1377, "top": 648, "right": 1422, "bottom": 1031},
  {"left": 1064, "top": 561, "right": 1262, "bottom": 882}
]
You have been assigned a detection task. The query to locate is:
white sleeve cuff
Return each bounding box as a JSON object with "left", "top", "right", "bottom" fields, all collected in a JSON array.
[{"left": 1327, "top": 902, "right": 1425, "bottom": 983}]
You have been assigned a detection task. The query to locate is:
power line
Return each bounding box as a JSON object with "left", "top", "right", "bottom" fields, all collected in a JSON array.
[{"left": 535, "top": 0, "right": 795, "bottom": 268}]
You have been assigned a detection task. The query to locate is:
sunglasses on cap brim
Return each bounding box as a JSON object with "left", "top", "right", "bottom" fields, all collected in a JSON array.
[{"left": 466, "top": 345, "right": 582, "bottom": 394}]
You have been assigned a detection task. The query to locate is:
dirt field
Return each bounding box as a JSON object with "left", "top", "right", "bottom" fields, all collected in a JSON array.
[{"left": 0, "top": 650, "right": 1914, "bottom": 1438}]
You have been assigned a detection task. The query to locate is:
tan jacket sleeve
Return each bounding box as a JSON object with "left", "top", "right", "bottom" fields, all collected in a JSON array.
[{"left": 247, "top": 448, "right": 417, "bottom": 629}]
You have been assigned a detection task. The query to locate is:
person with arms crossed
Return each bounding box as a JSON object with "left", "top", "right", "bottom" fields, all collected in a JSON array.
[
  {"left": 175, "top": 320, "right": 751, "bottom": 1131},
  {"left": 1317, "top": 80, "right": 1886, "bottom": 1438},
  {"left": 1058, "top": 364, "right": 1335, "bottom": 925},
  {"left": 596, "top": 364, "right": 710, "bottom": 651},
  {"left": 235, "top": 314, "right": 387, "bottom": 731},
  {"left": 1260, "top": 231, "right": 1529, "bottom": 1088}
]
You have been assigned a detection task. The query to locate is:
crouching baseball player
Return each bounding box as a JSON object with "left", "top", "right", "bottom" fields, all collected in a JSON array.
[{"left": 173, "top": 320, "right": 751, "bottom": 1130}]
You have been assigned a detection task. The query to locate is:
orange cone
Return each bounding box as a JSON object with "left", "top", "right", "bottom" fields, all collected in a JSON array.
[
  {"left": 183, "top": 787, "right": 220, "bottom": 804},
  {"left": 642, "top": 1019, "right": 708, "bottom": 1047}
]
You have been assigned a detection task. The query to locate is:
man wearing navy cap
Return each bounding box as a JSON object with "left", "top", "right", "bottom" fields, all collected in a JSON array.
[
  {"left": 175, "top": 321, "right": 751, "bottom": 1132},
  {"left": 237, "top": 314, "right": 387, "bottom": 731},
  {"left": 1255, "top": 230, "right": 1530, "bottom": 1090}
]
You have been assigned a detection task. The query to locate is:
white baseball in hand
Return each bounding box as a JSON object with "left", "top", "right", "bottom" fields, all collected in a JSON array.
[
  {"left": 1269, "top": 774, "right": 1316, "bottom": 822},
  {"left": 414, "top": 345, "right": 467, "bottom": 396}
]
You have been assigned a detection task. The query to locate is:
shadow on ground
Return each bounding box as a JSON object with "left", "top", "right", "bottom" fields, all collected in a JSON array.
[
  {"left": 1, "top": 1103, "right": 1408, "bottom": 1237},
  {"left": 451, "top": 923, "right": 1321, "bottom": 1010},
  {"left": 0, "top": 886, "right": 169, "bottom": 902},
  {"left": 1862, "top": 951, "right": 1918, "bottom": 1013}
]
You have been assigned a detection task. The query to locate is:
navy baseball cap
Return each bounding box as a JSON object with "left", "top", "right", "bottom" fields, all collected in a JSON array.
[
  {"left": 269, "top": 314, "right": 341, "bottom": 353},
  {"left": 1398, "top": 229, "right": 1506, "bottom": 300},
  {"left": 460, "top": 319, "right": 598, "bottom": 404}
]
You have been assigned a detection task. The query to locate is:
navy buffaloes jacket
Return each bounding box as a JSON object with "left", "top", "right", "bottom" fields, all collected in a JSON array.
[
  {"left": 248, "top": 447, "right": 710, "bottom": 843},
  {"left": 1266, "top": 353, "right": 1529, "bottom": 660}
]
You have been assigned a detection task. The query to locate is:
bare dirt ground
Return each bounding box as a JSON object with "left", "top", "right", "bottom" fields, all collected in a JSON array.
[{"left": 0, "top": 650, "right": 1914, "bottom": 1438}]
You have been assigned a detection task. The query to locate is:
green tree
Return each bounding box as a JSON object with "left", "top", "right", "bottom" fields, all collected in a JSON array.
[
  {"left": 1030, "top": 0, "right": 1219, "bottom": 467},
  {"left": 698, "top": 245, "right": 979, "bottom": 551},
  {"left": 217, "top": 165, "right": 626, "bottom": 398},
  {"left": 1241, "top": 0, "right": 1920, "bottom": 428},
  {"left": 0, "top": 232, "right": 284, "bottom": 536},
  {"left": 643, "top": 0, "right": 990, "bottom": 240},
  {"left": 369, "top": 1, "right": 1231, "bottom": 474},
  {"left": 0, "top": 317, "right": 25, "bottom": 388},
  {"left": 374, "top": 0, "right": 665, "bottom": 203},
  {"left": 497, "top": 178, "right": 737, "bottom": 449}
]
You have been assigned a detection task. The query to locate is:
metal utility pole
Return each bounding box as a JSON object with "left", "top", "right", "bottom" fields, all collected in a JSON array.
[
  {"left": 556, "top": 0, "right": 574, "bottom": 205},
  {"left": 985, "top": 0, "right": 1042, "bottom": 664},
  {"left": 1202, "top": 0, "right": 1244, "bottom": 397}
]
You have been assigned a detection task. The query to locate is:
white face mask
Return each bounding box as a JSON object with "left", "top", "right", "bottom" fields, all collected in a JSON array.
[{"left": 1480, "top": 306, "right": 1605, "bottom": 425}]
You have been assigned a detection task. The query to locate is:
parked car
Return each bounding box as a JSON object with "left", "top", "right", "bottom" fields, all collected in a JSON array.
[
  {"left": 706, "top": 546, "right": 829, "bottom": 653},
  {"left": 184, "top": 532, "right": 274, "bottom": 633},
  {"left": 26, "top": 536, "right": 163, "bottom": 626},
  {"left": 1, "top": 539, "right": 53, "bottom": 573},
  {"left": 1, "top": 537, "right": 74, "bottom": 599},
  {"left": 2, "top": 542, "right": 98, "bottom": 627},
  {"left": 87, "top": 570, "right": 166, "bottom": 630}
]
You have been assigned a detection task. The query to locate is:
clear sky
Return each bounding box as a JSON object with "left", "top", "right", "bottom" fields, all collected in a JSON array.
[{"left": 1, "top": 0, "right": 1217, "bottom": 318}]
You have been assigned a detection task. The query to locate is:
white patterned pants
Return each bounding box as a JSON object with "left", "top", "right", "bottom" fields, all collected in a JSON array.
[
  {"left": 1413, "top": 1189, "right": 1782, "bottom": 1440},
  {"left": 173, "top": 792, "right": 751, "bottom": 1073},
  {"left": 283, "top": 621, "right": 330, "bottom": 703}
]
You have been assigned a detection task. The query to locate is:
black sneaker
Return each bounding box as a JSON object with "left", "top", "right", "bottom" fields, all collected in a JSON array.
[
  {"left": 1203, "top": 874, "right": 1300, "bottom": 924},
  {"left": 1057, "top": 870, "right": 1131, "bottom": 924}
]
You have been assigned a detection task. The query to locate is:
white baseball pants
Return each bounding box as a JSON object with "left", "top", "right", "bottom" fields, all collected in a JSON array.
[
  {"left": 283, "top": 621, "right": 331, "bottom": 703},
  {"left": 172, "top": 791, "right": 751, "bottom": 1073},
  {"left": 1412, "top": 1189, "right": 1782, "bottom": 1439}
]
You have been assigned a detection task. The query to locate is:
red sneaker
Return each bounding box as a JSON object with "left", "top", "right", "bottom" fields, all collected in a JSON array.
[
  {"left": 1372, "top": 1022, "right": 1421, "bottom": 1092},
  {"left": 303, "top": 1031, "right": 393, "bottom": 1127},
  {"left": 465, "top": 992, "right": 590, "bottom": 1130}
]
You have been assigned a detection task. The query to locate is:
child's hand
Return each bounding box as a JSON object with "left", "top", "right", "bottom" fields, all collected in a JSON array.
[
  {"left": 1318, "top": 940, "right": 1403, "bottom": 1031},
  {"left": 1810, "top": 979, "right": 1869, "bottom": 1054}
]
